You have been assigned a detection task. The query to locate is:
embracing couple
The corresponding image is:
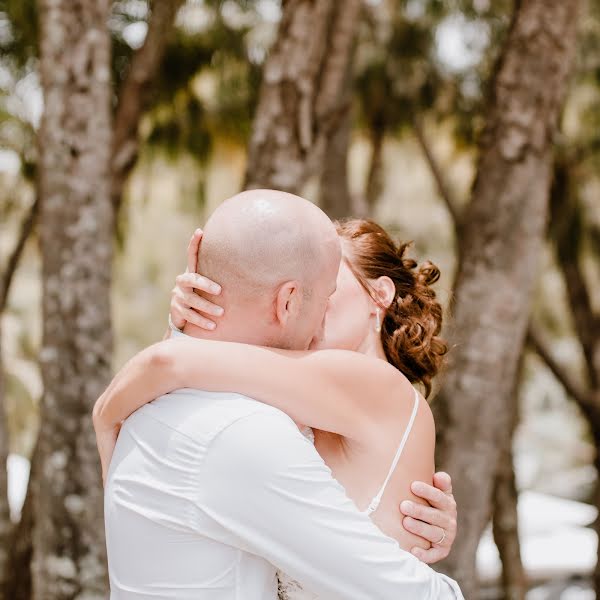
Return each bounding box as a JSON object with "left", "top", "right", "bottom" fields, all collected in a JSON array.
[{"left": 93, "top": 189, "right": 464, "bottom": 599}]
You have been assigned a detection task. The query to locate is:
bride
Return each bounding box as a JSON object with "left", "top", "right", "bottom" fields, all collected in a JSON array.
[{"left": 94, "top": 218, "right": 458, "bottom": 598}]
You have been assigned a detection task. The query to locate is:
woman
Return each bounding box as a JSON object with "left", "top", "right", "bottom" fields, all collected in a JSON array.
[{"left": 94, "top": 219, "right": 454, "bottom": 597}]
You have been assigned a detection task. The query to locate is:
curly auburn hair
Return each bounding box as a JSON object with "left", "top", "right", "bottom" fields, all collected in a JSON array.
[{"left": 335, "top": 219, "right": 448, "bottom": 397}]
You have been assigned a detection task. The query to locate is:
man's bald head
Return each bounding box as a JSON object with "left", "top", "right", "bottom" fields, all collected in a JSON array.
[{"left": 199, "top": 189, "right": 339, "bottom": 302}]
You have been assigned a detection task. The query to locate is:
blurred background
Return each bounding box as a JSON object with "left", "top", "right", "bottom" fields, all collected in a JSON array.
[{"left": 0, "top": 0, "right": 599, "bottom": 598}]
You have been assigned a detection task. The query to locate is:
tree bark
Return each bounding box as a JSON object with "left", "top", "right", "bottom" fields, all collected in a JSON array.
[
  {"left": 244, "top": 0, "right": 362, "bottom": 193},
  {"left": 492, "top": 357, "right": 526, "bottom": 600},
  {"left": 549, "top": 160, "right": 600, "bottom": 389},
  {"left": 547, "top": 158, "right": 600, "bottom": 595},
  {"left": 111, "top": 0, "right": 185, "bottom": 225},
  {"left": 319, "top": 105, "right": 354, "bottom": 219},
  {"left": 319, "top": 52, "right": 355, "bottom": 220},
  {"left": 433, "top": 1, "right": 580, "bottom": 595},
  {"left": 364, "top": 121, "right": 385, "bottom": 213},
  {"left": 0, "top": 332, "right": 10, "bottom": 596},
  {"left": 33, "top": 0, "right": 113, "bottom": 597}
]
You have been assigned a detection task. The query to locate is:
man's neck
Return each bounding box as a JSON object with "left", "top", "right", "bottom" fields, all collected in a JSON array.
[
  {"left": 182, "top": 321, "right": 213, "bottom": 339},
  {"left": 182, "top": 319, "right": 276, "bottom": 347}
]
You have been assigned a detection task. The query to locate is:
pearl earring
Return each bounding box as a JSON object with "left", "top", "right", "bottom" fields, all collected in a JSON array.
[{"left": 375, "top": 308, "right": 382, "bottom": 333}]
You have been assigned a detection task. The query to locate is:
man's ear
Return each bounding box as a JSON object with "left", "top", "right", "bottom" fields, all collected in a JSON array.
[
  {"left": 372, "top": 276, "right": 395, "bottom": 310},
  {"left": 274, "top": 281, "right": 301, "bottom": 326}
]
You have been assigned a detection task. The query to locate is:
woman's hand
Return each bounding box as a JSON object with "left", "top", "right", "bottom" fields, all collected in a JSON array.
[
  {"left": 400, "top": 471, "right": 458, "bottom": 564},
  {"left": 169, "top": 229, "right": 224, "bottom": 331}
]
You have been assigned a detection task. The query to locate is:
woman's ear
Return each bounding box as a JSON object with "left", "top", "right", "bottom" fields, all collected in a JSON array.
[
  {"left": 274, "top": 280, "right": 301, "bottom": 326},
  {"left": 372, "top": 276, "right": 395, "bottom": 310}
]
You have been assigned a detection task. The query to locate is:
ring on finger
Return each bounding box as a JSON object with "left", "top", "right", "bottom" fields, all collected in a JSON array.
[{"left": 434, "top": 528, "right": 446, "bottom": 545}]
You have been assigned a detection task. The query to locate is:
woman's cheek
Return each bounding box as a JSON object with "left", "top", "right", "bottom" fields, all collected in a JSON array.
[{"left": 321, "top": 305, "right": 359, "bottom": 350}]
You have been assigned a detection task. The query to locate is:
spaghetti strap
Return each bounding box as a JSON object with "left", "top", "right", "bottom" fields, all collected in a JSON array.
[{"left": 365, "top": 387, "right": 420, "bottom": 516}]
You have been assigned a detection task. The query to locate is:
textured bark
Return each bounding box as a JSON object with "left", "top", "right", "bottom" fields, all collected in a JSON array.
[
  {"left": 244, "top": 0, "right": 362, "bottom": 192},
  {"left": 433, "top": 1, "right": 580, "bottom": 595},
  {"left": 0, "top": 332, "right": 10, "bottom": 596},
  {"left": 492, "top": 358, "right": 526, "bottom": 600},
  {"left": 319, "top": 54, "right": 354, "bottom": 220},
  {"left": 547, "top": 159, "right": 600, "bottom": 595},
  {"left": 364, "top": 122, "right": 385, "bottom": 213},
  {"left": 319, "top": 106, "right": 353, "bottom": 219},
  {"left": 33, "top": 0, "right": 113, "bottom": 597},
  {"left": 550, "top": 161, "right": 600, "bottom": 390},
  {"left": 111, "top": 0, "right": 185, "bottom": 224},
  {"left": 530, "top": 323, "right": 600, "bottom": 595}
]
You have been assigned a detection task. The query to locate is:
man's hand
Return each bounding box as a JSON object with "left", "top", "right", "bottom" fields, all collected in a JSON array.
[{"left": 400, "top": 472, "right": 457, "bottom": 564}]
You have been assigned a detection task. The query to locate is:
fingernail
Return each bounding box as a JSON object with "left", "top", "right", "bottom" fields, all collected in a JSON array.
[
  {"left": 211, "top": 284, "right": 221, "bottom": 294},
  {"left": 195, "top": 228, "right": 202, "bottom": 235},
  {"left": 216, "top": 307, "right": 224, "bottom": 316},
  {"left": 401, "top": 501, "right": 413, "bottom": 512},
  {"left": 207, "top": 322, "right": 216, "bottom": 330}
]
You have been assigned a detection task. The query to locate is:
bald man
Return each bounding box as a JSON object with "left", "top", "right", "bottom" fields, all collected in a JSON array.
[{"left": 104, "top": 190, "right": 463, "bottom": 599}]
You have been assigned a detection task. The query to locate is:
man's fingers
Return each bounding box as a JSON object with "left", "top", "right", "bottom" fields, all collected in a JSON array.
[
  {"left": 403, "top": 517, "right": 446, "bottom": 546},
  {"left": 433, "top": 471, "right": 453, "bottom": 495},
  {"left": 411, "top": 481, "right": 456, "bottom": 511},
  {"left": 400, "top": 501, "right": 451, "bottom": 529},
  {"left": 187, "top": 229, "right": 203, "bottom": 273}
]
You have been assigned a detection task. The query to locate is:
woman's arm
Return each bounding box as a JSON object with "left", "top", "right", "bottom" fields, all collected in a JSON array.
[{"left": 93, "top": 337, "right": 412, "bottom": 443}]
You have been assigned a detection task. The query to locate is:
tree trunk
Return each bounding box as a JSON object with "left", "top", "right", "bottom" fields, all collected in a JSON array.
[
  {"left": 364, "top": 122, "right": 385, "bottom": 213},
  {"left": 319, "top": 53, "right": 355, "bottom": 220},
  {"left": 319, "top": 106, "right": 353, "bottom": 219},
  {"left": 548, "top": 159, "right": 600, "bottom": 594},
  {"left": 33, "top": 0, "right": 113, "bottom": 597},
  {"left": 529, "top": 321, "right": 600, "bottom": 593},
  {"left": 244, "top": 0, "right": 362, "bottom": 193},
  {"left": 0, "top": 333, "right": 10, "bottom": 596},
  {"left": 492, "top": 357, "right": 526, "bottom": 600},
  {"left": 111, "top": 0, "right": 185, "bottom": 226},
  {"left": 433, "top": 1, "right": 580, "bottom": 595}
]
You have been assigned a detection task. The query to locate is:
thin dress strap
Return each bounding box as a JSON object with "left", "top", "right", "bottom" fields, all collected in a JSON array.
[{"left": 365, "top": 388, "right": 420, "bottom": 516}]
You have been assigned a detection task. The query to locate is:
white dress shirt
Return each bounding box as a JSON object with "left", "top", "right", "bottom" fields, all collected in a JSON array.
[{"left": 105, "top": 387, "right": 463, "bottom": 599}]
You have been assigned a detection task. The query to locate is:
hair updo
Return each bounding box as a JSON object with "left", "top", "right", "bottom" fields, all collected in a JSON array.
[{"left": 335, "top": 219, "right": 448, "bottom": 397}]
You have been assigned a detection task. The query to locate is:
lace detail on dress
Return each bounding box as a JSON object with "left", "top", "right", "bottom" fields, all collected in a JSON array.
[
  {"left": 276, "top": 425, "right": 318, "bottom": 599},
  {"left": 277, "top": 571, "right": 318, "bottom": 600}
]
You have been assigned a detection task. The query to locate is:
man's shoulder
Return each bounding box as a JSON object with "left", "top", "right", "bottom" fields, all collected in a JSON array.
[{"left": 126, "top": 388, "right": 295, "bottom": 444}]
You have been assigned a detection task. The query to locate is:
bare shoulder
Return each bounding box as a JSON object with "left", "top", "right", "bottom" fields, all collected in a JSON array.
[{"left": 412, "top": 390, "right": 436, "bottom": 447}]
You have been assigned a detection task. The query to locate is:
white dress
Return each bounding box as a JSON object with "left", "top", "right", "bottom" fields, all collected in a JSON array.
[{"left": 276, "top": 390, "right": 420, "bottom": 600}]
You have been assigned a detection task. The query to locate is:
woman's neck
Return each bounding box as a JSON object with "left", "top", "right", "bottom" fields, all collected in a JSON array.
[{"left": 357, "top": 331, "right": 388, "bottom": 362}]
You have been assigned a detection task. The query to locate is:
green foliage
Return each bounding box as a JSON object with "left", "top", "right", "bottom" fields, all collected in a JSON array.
[{"left": 0, "top": 0, "right": 37, "bottom": 65}]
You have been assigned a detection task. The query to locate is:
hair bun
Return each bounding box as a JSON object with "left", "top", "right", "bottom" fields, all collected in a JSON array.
[{"left": 336, "top": 219, "right": 448, "bottom": 397}]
